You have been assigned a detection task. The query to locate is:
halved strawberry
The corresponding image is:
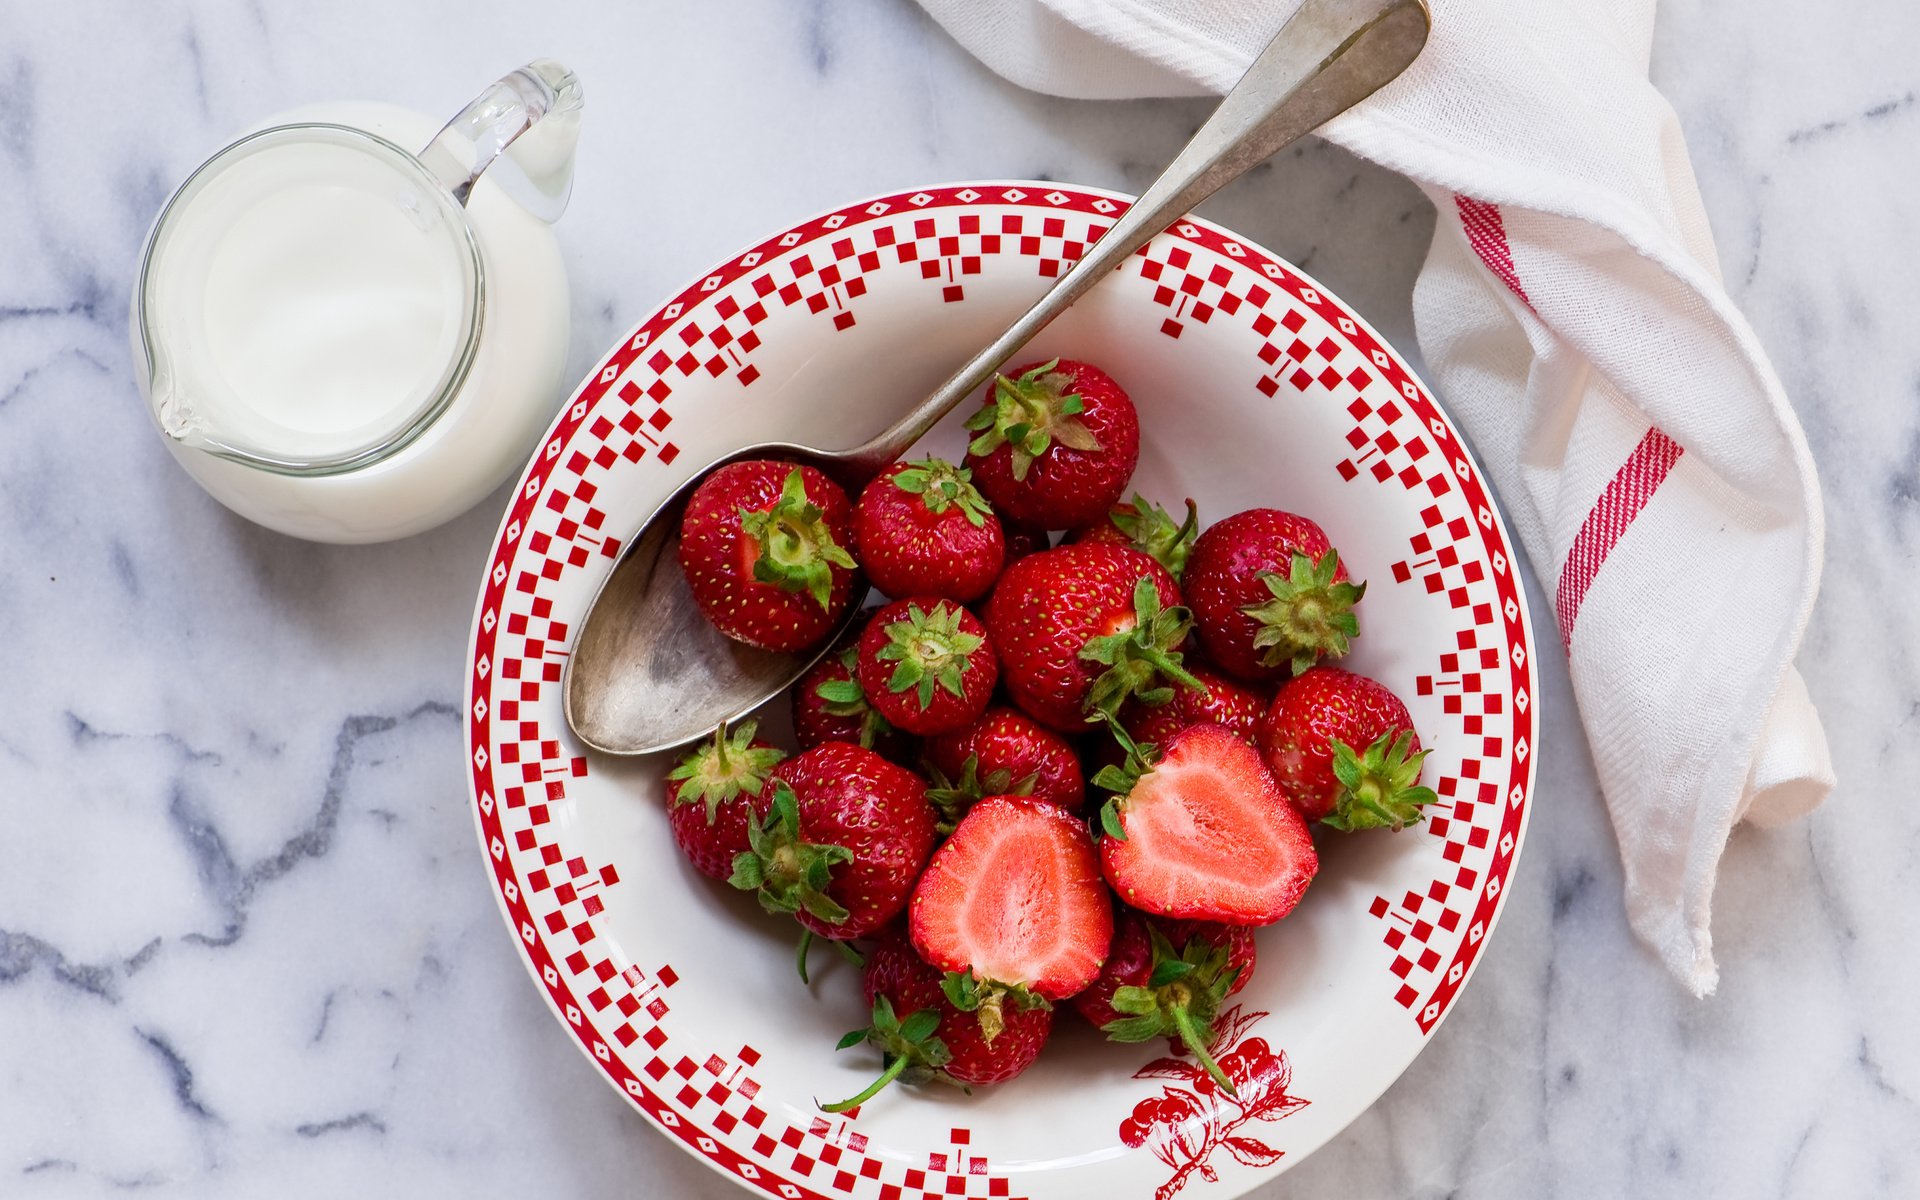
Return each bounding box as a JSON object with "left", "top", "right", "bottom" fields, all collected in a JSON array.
[
  {"left": 679, "top": 460, "right": 858, "bottom": 652},
  {"left": 1256, "top": 665, "right": 1436, "bottom": 830},
  {"left": 854, "top": 598, "right": 998, "bottom": 736},
  {"left": 665, "top": 720, "right": 786, "bottom": 881},
  {"left": 1095, "top": 724, "right": 1317, "bottom": 925},
  {"left": 910, "top": 795, "right": 1113, "bottom": 1009},
  {"left": 1185, "top": 508, "right": 1363, "bottom": 680},
  {"left": 821, "top": 926, "right": 1054, "bottom": 1112}
]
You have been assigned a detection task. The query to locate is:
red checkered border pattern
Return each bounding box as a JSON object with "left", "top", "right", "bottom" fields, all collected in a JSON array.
[{"left": 467, "top": 185, "right": 1536, "bottom": 1195}]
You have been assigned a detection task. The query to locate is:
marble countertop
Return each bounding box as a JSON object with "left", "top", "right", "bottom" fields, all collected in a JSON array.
[{"left": 3, "top": 1, "right": 1914, "bottom": 1196}]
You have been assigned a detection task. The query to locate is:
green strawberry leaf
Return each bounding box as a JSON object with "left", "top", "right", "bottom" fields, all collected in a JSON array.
[
  {"left": 890, "top": 457, "right": 993, "bottom": 526},
  {"left": 667, "top": 720, "right": 786, "bottom": 824},
  {"left": 739, "top": 468, "right": 856, "bottom": 611},
  {"left": 729, "top": 780, "right": 854, "bottom": 924},
  {"left": 877, "top": 601, "right": 985, "bottom": 712},
  {"left": 966, "top": 359, "right": 1103, "bottom": 481},
  {"left": 1242, "top": 548, "right": 1366, "bottom": 674},
  {"left": 1321, "top": 730, "right": 1437, "bottom": 832},
  {"left": 1079, "top": 577, "right": 1204, "bottom": 723}
]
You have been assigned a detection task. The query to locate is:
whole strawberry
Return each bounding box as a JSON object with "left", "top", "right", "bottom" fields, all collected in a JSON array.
[
  {"left": 1068, "top": 494, "right": 1199, "bottom": 582},
  {"left": 679, "top": 461, "right": 858, "bottom": 652},
  {"left": 923, "top": 706, "right": 1085, "bottom": 827},
  {"left": 1074, "top": 910, "right": 1255, "bottom": 1094},
  {"left": 985, "top": 543, "right": 1201, "bottom": 731},
  {"left": 821, "top": 926, "right": 1054, "bottom": 1112},
  {"left": 1185, "top": 508, "right": 1363, "bottom": 680},
  {"left": 853, "top": 458, "right": 1005, "bottom": 603},
  {"left": 1255, "top": 665, "right": 1435, "bottom": 830},
  {"left": 664, "top": 721, "right": 786, "bottom": 880},
  {"left": 1095, "top": 723, "right": 1317, "bottom": 925},
  {"left": 732, "top": 744, "right": 937, "bottom": 939},
  {"left": 911, "top": 795, "right": 1114, "bottom": 1012},
  {"left": 854, "top": 598, "right": 998, "bottom": 736},
  {"left": 1119, "top": 661, "right": 1269, "bottom": 749},
  {"left": 790, "top": 632, "right": 910, "bottom": 761},
  {"left": 963, "top": 358, "right": 1140, "bottom": 530}
]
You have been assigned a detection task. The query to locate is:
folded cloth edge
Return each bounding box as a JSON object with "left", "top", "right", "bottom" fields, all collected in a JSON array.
[{"left": 911, "top": 0, "right": 1834, "bottom": 996}]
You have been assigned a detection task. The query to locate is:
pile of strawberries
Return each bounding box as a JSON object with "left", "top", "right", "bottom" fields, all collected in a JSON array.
[{"left": 664, "top": 358, "right": 1435, "bottom": 1107}]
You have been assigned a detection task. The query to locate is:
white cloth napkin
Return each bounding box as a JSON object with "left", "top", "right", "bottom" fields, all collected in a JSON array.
[{"left": 913, "top": 0, "right": 1833, "bottom": 995}]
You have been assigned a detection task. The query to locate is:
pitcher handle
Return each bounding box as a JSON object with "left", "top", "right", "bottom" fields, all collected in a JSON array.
[{"left": 418, "top": 59, "right": 583, "bottom": 223}]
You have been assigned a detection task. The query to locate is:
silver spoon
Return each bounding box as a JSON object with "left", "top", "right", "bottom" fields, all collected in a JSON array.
[{"left": 564, "top": 0, "right": 1431, "bottom": 756}]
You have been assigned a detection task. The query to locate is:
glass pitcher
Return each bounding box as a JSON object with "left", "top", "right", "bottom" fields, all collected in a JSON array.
[{"left": 130, "top": 61, "right": 584, "bottom": 543}]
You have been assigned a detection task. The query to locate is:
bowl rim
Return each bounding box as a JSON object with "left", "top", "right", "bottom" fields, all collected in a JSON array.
[{"left": 462, "top": 177, "right": 1541, "bottom": 1199}]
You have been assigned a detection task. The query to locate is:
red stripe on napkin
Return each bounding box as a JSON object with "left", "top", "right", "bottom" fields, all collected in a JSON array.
[
  {"left": 1455, "top": 196, "right": 1532, "bottom": 310},
  {"left": 1555, "top": 427, "right": 1685, "bottom": 644}
]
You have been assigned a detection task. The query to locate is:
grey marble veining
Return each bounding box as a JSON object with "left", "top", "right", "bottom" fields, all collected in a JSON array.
[{"left": 0, "top": 0, "right": 1912, "bottom": 1196}]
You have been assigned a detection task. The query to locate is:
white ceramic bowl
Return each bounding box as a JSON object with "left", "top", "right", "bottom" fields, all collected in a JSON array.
[{"left": 465, "top": 182, "right": 1539, "bottom": 1200}]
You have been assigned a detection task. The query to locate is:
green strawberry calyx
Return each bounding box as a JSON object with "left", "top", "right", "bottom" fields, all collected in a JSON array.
[
  {"left": 739, "top": 468, "right": 857, "bottom": 611},
  {"left": 891, "top": 457, "right": 994, "bottom": 527},
  {"left": 1101, "top": 925, "right": 1242, "bottom": 1096},
  {"left": 1091, "top": 719, "right": 1159, "bottom": 843},
  {"left": 878, "top": 602, "right": 987, "bottom": 712},
  {"left": 1241, "top": 548, "right": 1366, "bottom": 675},
  {"left": 665, "top": 719, "right": 787, "bottom": 825},
  {"left": 941, "top": 970, "right": 1049, "bottom": 1046},
  {"left": 1080, "top": 577, "right": 1205, "bottom": 723},
  {"left": 820, "top": 993, "right": 953, "bottom": 1113},
  {"left": 1110, "top": 495, "right": 1200, "bottom": 581},
  {"left": 728, "top": 780, "right": 853, "bottom": 925},
  {"left": 1322, "top": 729, "right": 1438, "bottom": 832},
  {"left": 813, "top": 644, "right": 898, "bottom": 750},
  {"left": 923, "top": 752, "right": 1038, "bottom": 833},
  {"left": 963, "top": 359, "right": 1103, "bottom": 481}
]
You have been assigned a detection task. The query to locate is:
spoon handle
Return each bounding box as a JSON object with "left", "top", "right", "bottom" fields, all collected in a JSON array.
[{"left": 838, "top": 0, "right": 1430, "bottom": 479}]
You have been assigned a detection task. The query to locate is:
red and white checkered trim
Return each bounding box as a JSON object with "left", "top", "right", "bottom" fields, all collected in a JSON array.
[{"left": 467, "top": 184, "right": 1538, "bottom": 1196}]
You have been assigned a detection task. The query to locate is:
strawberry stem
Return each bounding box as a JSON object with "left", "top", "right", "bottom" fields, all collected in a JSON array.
[
  {"left": 1169, "top": 1003, "right": 1236, "bottom": 1097},
  {"left": 1111, "top": 495, "right": 1200, "bottom": 581},
  {"left": 923, "top": 753, "right": 1036, "bottom": 833},
  {"left": 821, "top": 995, "right": 950, "bottom": 1113},
  {"left": 1101, "top": 924, "right": 1243, "bottom": 1095},
  {"left": 820, "top": 1051, "right": 911, "bottom": 1114},
  {"left": 796, "top": 929, "right": 814, "bottom": 984},
  {"left": 666, "top": 720, "right": 786, "bottom": 825},
  {"left": 729, "top": 781, "right": 854, "bottom": 924},
  {"left": 891, "top": 458, "right": 993, "bottom": 526},
  {"left": 815, "top": 644, "right": 898, "bottom": 751}
]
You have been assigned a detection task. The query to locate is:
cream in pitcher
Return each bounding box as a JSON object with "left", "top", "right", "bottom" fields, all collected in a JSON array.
[{"left": 131, "top": 61, "right": 583, "bottom": 543}]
